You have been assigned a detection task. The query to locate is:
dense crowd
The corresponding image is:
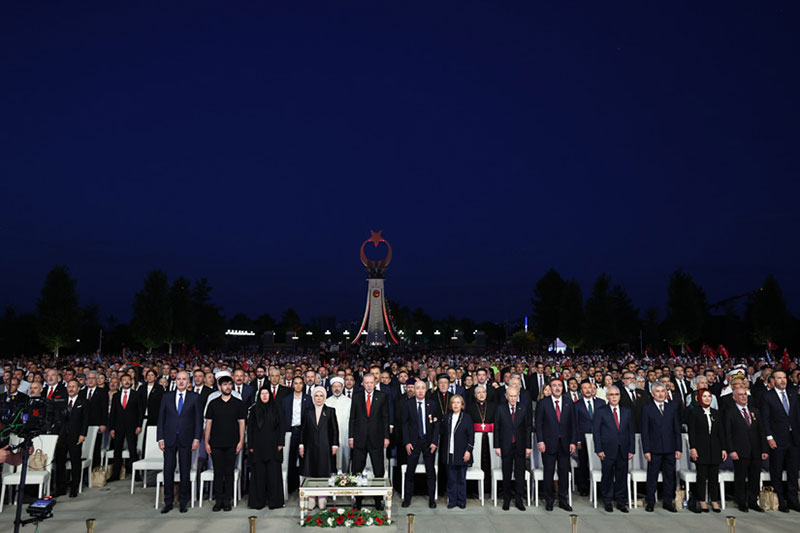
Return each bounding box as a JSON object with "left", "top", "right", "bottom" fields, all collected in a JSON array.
[{"left": 1, "top": 348, "right": 799, "bottom": 517}]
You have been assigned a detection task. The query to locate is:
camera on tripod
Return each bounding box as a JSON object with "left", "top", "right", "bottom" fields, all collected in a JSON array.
[{"left": 1, "top": 397, "right": 68, "bottom": 440}]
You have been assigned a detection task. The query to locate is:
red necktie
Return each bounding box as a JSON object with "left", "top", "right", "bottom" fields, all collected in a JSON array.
[
  {"left": 122, "top": 391, "right": 128, "bottom": 410},
  {"left": 555, "top": 399, "right": 561, "bottom": 422},
  {"left": 273, "top": 386, "right": 278, "bottom": 397},
  {"left": 69, "top": 398, "right": 74, "bottom": 409},
  {"left": 613, "top": 407, "right": 620, "bottom": 430},
  {"left": 47, "top": 387, "right": 54, "bottom": 399},
  {"left": 742, "top": 407, "right": 751, "bottom": 427},
  {"left": 366, "top": 393, "right": 372, "bottom": 417}
]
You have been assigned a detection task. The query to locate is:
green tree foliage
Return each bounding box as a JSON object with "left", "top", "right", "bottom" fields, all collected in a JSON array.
[
  {"left": 510, "top": 330, "right": 536, "bottom": 353},
  {"left": 532, "top": 269, "right": 566, "bottom": 343},
  {"left": 255, "top": 313, "right": 276, "bottom": 333},
  {"left": 191, "top": 278, "right": 226, "bottom": 348},
  {"left": 37, "top": 265, "right": 82, "bottom": 357},
  {"left": 662, "top": 270, "right": 707, "bottom": 347},
  {"left": 582, "top": 274, "right": 616, "bottom": 349},
  {"left": 558, "top": 279, "right": 584, "bottom": 348},
  {"left": 745, "top": 274, "right": 793, "bottom": 346},
  {"left": 131, "top": 270, "right": 172, "bottom": 352},
  {"left": 610, "top": 283, "right": 640, "bottom": 345},
  {"left": 279, "top": 308, "right": 303, "bottom": 332},
  {"left": 169, "top": 276, "right": 194, "bottom": 348}
]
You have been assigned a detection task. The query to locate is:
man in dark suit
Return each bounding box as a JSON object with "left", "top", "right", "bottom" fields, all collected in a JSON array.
[
  {"left": 139, "top": 369, "right": 163, "bottom": 427},
  {"left": 535, "top": 378, "right": 577, "bottom": 511},
  {"left": 78, "top": 370, "right": 108, "bottom": 466},
  {"left": 528, "top": 363, "right": 548, "bottom": 402},
  {"left": 760, "top": 369, "right": 800, "bottom": 512},
  {"left": 400, "top": 381, "right": 441, "bottom": 509},
  {"left": 724, "top": 387, "right": 769, "bottom": 512},
  {"left": 283, "top": 376, "right": 312, "bottom": 493},
  {"left": 268, "top": 367, "right": 290, "bottom": 403},
  {"left": 349, "top": 373, "right": 390, "bottom": 509},
  {"left": 494, "top": 386, "right": 532, "bottom": 511},
  {"left": 593, "top": 386, "right": 634, "bottom": 512},
  {"left": 233, "top": 369, "right": 255, "bottom": 406},
  {"left": 55, "top": 380, "right": 89, "bottom": 498},
  {"left": 108, "top": 374, "right": 143, "bottom": 482},
  {"left": 157, "top": 370, "right": 203, "bottom": 513},
  {"left": 671, "top": 365, "right": 692, "bottom": 408},
  {"left": 428, "top": 374, "right": 454, "bottom": 492},
  {"left": 43, "top": 369, "right": 67, "bottom": 400},
  {"left": 469, "top": 368, "right": 499, "bottom": 405},
  {"left": 640, "top": 383, "right": 682, "bottom": 512},
  {"left": 574, "top": 380, "right": 605, "bottom": 497},
  {"left": 618, "top": 371, "right": 649, "bottom": 432},
  {"left": 0, "top": 378, "right": 27, "bottom": 407}
]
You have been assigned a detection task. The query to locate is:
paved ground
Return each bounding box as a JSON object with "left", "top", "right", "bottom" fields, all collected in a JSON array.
[{"left": 1, "top": 481, "right": 799, "bottom": 533}]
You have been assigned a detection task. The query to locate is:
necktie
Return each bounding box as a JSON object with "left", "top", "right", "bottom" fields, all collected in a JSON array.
[
  {"left": 273, "top": 385, "right": 278, "bottom": 397},
  {"left": 122, "top": 390, "right": 128, "bottom": 409},
  {"left": 87, "top": 389, "right": 93, "bottom": 401},
  {"left": 658, "top": 403, "right": 664, "bottom": 415},
  {"left": 366, "top": 393, "right": 372, "bottom": 417},
  {"left": 742, "top": 407, "right": 751, "bottom": 427},
  {"left": 555, "top": 399, "right": 561, "bottom": 422},
  {"left": 178, "top": 392, "right": 184, "bottom": 415},
  {"left": 238, "top": 385, "right": 242, "bottom": 395},
  {"left": 347, "top": 390, "right": 351, "bottom": 398},
  {"left": 587, "top": 400, "right": 594, "bottom": 419},
  {"left": 69, "top": 398, "right": 74, "bottom": 409},
  {"left": 511, "top": 405, "right": 516, "bottom": 443},
  {"left": 573, "top": 392, "right": 578, "bottom": 402},
  {"left": 781, "top": 391, "right": 790, "bottom": 415},
  {"left": 539, "top": 375, "right": 543, "bottom": 389},
  {"left": 418, "top": 402, "right": 425, "bottom": 438},
  {"left": 613, "top": 407, "right": 620, "bottom": 430},
  {"left": 47, "top": 387, "right": 54, "bottom": 399},
  {"left": 450, "top": 385, "right": 455, "bottom": 394}
]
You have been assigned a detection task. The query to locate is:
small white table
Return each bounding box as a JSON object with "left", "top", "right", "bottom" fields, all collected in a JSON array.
[{"left": 299, "top": 477, "right": 393, "bottom": 524}]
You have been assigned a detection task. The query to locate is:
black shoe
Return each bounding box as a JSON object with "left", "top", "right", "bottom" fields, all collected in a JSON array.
[
  {"left": 618, "top": 505, "right": 629, "bottom": 513},
  {"left": 212, "top": 502, "right": 223, "bottom": 512},
  {"left": 458, "top": 504, "right": 466, "bottom": 509},
  {"left": 604, "top": 503, "right": 614, "bottom": 512},
  {"left": 447, "top": 503, "right": 457, "bottom": 509},
  {"left": 69, "top": 489, "right": 78, "bottom": 498},
  {"left": 749, "top": 503, "right": 764, "bottom": 513},
  {"left": 429, "top": 501, "right": 437, "bottom": 509},
  {"left": 738, "top": 504, "right": 749, "bottom": 513},
  {"left": 645, "top": 502, "right": 654, "bottom": 512},
  {"left": 502, "top": 501, "right": 510, "bottom": 511},
  {"left": 179, "top": 504, "right": 188, "bottom": 513},
  {"left": 789, "top": 501, "right": 800, "bottom": 512},
  {"left": 579, "top": 490, "right": 589, "bottom": 497},
  {"left": 516, "top": 501, "right": 526, "bottom": 511},
  {"left": 779, "top": 502, "right": 790, "bottom": 512},
  {"left": 663, "top": 504, "right": 678, "bottom": 513},
  {"left": 691, "top": 504, "right": 702, "bottom": 514},
  {"left": 559, "top": 502, "right": 573, "bottom": 512},
  {"left": 545, "top": 502, "right": 553, "bottom": 511},
  {"left": 711, "top": 505, "right": 721, "bottom": 513},
  {"left": 107, "top": 476, "right": 120, "bottom": 483},
  {"left": 161, "top": 505, "right": 173, "bottom": 514},
  {"left": 223, "top": 503, "right": 232, "bottom": 512},
  {"left": 401, "top": 500, "right": 411, "bottom": 508}
]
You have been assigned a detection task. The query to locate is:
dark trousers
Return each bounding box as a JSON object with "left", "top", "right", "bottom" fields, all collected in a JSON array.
[
  {"left": 501, "top": 444, "right": 525, "bottom": 504},
  {"left": 543, "top": 443, "right": 570, "bottom": 505},
  {"left": 576, "top": 443, "right": 589, "bottom": 493},
  {"left": 211, "top": 446, "right": 236, "bottom": 504},
  {"left": 352, "top": 445, "right": 385, "bottom": 506},
  {"left": 732, "top": 455, "right": 761, "bottom": 506},
  {"left": 768, "top": 446, "right": 799, "bottom": 503},
  {"left": 403, "top": 438, "right": 436, "bottom": 502},
  {"left": 91, "top": 431, "right": 103, "bottom": 467},
  {"left": 694, "top": 463, "right": 720, "bottom": 502},
  {"left": 447, "top": 462, "right": 467, "bottom": 506},
  {"left": 600, "top": 448, "right": 629, "bottom": 506},
  {"left": 248, "top": 459, "right": 284, "bottom": 509},
  {"left": 288, "top": 427, "right": 301, "bottom": 493},
  {"left": 646, "top": 453, "right": 676, "bottom": 505},
  {"left": 163, "top": 444, "right": 192, "bottom": 507},
  {"left": 112, "top": 429, "right": 138, "bottom": 478},
  {"left": 55, "top": 437, "right": 82, "bottom": 492}
]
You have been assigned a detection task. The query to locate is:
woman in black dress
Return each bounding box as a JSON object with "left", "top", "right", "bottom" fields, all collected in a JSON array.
[
  {"left": 247, "top": 387, "right": 286, "bottom": 510},
  {"left": 687, "top": 388, "right": 727, "bottom": 513},
  {"left": 299, "top": 386, "right": 339, "bottom": 510},
  {"left": 467, "top": 385, "right": 496, "bottom": 495}
]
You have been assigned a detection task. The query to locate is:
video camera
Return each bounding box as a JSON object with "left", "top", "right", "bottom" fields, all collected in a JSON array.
[{"left": 0, "top": 397, "right": 67, "bottom": 440}]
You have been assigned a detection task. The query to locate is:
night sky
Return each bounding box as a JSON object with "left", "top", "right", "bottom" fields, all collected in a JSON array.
[{"left": 2, "top": 2, "right": 799, "bottom": 325}]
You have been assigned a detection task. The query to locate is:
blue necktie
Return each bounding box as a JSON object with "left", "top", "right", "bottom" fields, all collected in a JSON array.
[
  {"left": 781, "top": 390, "right": 790, "bottom": 415},
  {"left": 587, "top": 401, "right": 593, "bottom": 419},
  {"left": 178, "top": 392, "right": 184, "bottom": 415},
  {"left": 418, "top": 402, "right": 425, "bottom": 438}
]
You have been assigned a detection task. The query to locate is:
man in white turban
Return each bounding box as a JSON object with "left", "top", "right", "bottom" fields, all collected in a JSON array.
[{"left": 325, "top": 377, "right": 351, "bottom": 472}]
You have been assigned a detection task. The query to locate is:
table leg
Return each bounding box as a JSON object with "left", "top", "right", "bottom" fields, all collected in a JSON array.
[
  {"left": 386, "top": 489, "right": 392, "bottom": 520},
  {"left": 300, "top": 491, "right": 307, "bottom": 525}
]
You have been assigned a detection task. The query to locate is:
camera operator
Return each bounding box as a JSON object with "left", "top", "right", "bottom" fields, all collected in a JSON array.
[
  {"left": 55, "top": 380, "right": 88, "bottom": 498},
  {"left": 1, "top": 378, "right": 28, "bottom": 407}
]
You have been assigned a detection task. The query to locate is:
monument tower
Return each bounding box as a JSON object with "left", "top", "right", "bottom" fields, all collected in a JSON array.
[{"left": 352, "top": 230, "right": 399, "bottom": 345}]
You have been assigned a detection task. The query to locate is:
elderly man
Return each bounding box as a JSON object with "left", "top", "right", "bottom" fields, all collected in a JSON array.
[
  {"left": 640, "top": 383, "right": 682, "bottom": 512},
  {"left": 325, "top": 377, "right": 352, "bottom": 472},
  {"left": 724, "top": 387, "right": 768, "bottom": 513},
  {"left": 496, "top": 386, "right": 533, "bottom": 511},
  {"left": 592, "top": 386, "right": 634, "bottom": 512}
]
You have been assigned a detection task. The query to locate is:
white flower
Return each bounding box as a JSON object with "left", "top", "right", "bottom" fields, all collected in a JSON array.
[
  {"left": 366, "top": 518, "right": 374, "bottom": 526},
  {"left": 327, "top": 517, "right": 334, "bottom": 526},
  {"left": 361, "top": 508, "right": 370, "bottom": 513},
  {"left": 337, "top": 508, "right": 345, "bottom": 515},
  {"left": 345, "top": 520, "right": 354, "bottom": 527}
]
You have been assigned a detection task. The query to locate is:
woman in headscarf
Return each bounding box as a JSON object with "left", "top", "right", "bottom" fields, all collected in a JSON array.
[
  {"left": 247, "top": 387, "right": 286, "bottom": 510},
  {"left": 299, "top": 386, "right": 339, "bottom": 511},
  {"left": 687, "top": 388, "right": 727, "bottom": 513}
]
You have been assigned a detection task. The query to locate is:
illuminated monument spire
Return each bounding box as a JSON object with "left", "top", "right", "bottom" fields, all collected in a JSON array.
[{"left": 352, "top": 230, "right": 398, "bottom": 345}]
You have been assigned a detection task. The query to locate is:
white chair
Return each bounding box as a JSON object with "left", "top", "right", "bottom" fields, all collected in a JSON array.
[
  {"left": 281, "top": 432, "right": 291, "bottom": 500},
  {"left": 155, "top": 450, "right": 198, "bottom": 509},
  {"left": 490, "top": 433, "right": 532, "bottom": 507},
  {"left": 677, "top": 434, "right": 697, "bottom": 506},
  {"left": 529, "top": 438, "right": 570, "bottom": 508},
  {"left": 66, "top": 426, "right": 98, "bottom": 492},
  {"left": 200, "top": 451, "right": 241, "bottom": 508},
  {"left": 465, "top": 432, "right": 484, "bottom": 506},
  {"left": 717, "top": 455, "right": 736, "bottom": 510},
  {"left": 400, "top": 445, "right": 439, "bottom": 501},
  {"left": 130, "top": 429, "right": 162, "bottom": 493},
  {"left": 584, "top": 434, "right": 601, "bottom": 508},
  {"left": 0, "top": 436, "right": 20, "bottom": 502},
  {"left": 0, "top": 435, "right": 59, "bottom": 513}
]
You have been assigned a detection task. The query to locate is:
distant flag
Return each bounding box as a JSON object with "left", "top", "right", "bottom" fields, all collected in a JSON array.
[
  {"left": 765, "top": 349, "right": 772, "bottom": 363},
  {"left": 685, "top": 344, "right": 693, "bottom": 355},
  {"left": 782, "top": 348, "right": 790, "bottom": 371},
  {"left": 669, "top": 346, "right": 678, "bottom": 359},
  {"left": 767, "top": 339, "right": 779, "bottom": 351},
  {"left": 701, "top": 343, "right": 716, "bottom": 359},
  {"left": 718, "top": 344, "right": 730, "bottom": 359}
]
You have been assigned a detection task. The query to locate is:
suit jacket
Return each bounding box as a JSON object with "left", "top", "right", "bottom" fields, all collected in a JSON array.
[
  {"left": 78, "top": 387, "right": 108, "bottom": 427},
  {"left": 441, "top": 412, "right": 475, "bottom": 466},
  {"left": 640, "top": 401, "right": 681, "bottom": 455},
  {"left": 428, "top": 390, "right": 454, "bottom": 421},
  {"left": 686, "top": 406, "right": 725, "bottom": 464},
  {"left": 574, "top": 397, "right": 606, "bottom": 445},
  {"left": 195, "top": 385, "right": 214, "bottom": 407},
  {"left": 1, "top": 391, "right": 28, "bottom": 406},
  {"left": 235, "top": 384, "right": 255, "bottom": 406},
  {"left": 374, "top": 383, "right": 396, "bottom": 427},
  {"left": 760, "top": 387, "right": 799, "bottom": 448},
  {"left": 400, "top": 396, "right": 441, "bottom": 447},
  {"left": 282, "top": 392, "right": 313, "bottom": 428},
  {"left": 156, "top": 390, "right": 203, "bottom": 447},
  {"left": 592, "top": 404, "right": 634, "bottom": 460},
  {"left": 618, "top": 387, "right": 649, "bottom": 431},
  {"left": 494, "top": 401, "right": 533, "bottom": 456},
  {"left": 60, "top": 396, "right": 89, "bottom": 440},
  {"left": 535, "top": 396, "right": 577, "bottom": 453},
  {"left": 141, "top": 383, "right": 164, "bottom": 423},
  {"left": 672, "top": 377, "right": 692, "bottom": 405},
  {"left": 109, "top": 388, "right": 144, "bottom": 433},
  {"left": 43, "top": 383, "right": 67, "bottom": 401},
  {"left": 723, "top": 403, "right": 765, "bottom": 459},
  {"left": 529, "top": 373, "right": 548, "bottom": 400},
  {"left": 348, "top": 389, "right": 390, "bottom": 449}
]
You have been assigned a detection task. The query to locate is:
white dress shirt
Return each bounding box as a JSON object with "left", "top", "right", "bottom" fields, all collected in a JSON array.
[{"left": 449, "top": 412, "right": 461, "bottom": 454}]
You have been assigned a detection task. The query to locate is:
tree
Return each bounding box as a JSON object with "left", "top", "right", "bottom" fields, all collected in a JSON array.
[
  {"left": 191, "top": 278, "right": 226, "bottom": 349},
  {"left": 558, "top": 279, "right": 584, "bottom": 348},
  {"left": 169, "top": 276, "right": 194, "bottom": 350},
  {"left": 582, "top": 274, "right": 616, "bottom": 349},
  {"left": 662, "top": 270, "right": 707, "bottom": 348},
  {"left": 745, "top": 274, "right": 792, "bottom": 346},
  {"left": 279, "top": 308, "right": 303, "bottom": 332},
  {"left": 131, "top": 270, "right": 172, "bottom": 352},
  {"left": 610, "top": 283, "right": 640, "bottom": 346},
  {"left": 37, "top": 265, "right": 81, "bottom": 357},
  {"left": 532, "top": 268, "right": 566, "bottom": 343},
  {"left": 510, "top": 330, "right": 536, "bottom": 353},
  {"left": 255, "top": 313, "right": 276, "bottom": 333}
]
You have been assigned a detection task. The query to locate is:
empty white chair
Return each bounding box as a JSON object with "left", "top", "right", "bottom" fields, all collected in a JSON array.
[
  {"left": 281, "top": 432, "right": 291, "bottom": 499},
  {"left": 529, "top": 438, "right": 570, "bottom": 508},
  {"left": 66, "top": 426, "right": 98, "bottom": 492},
  {"left": 400, "top": 445, "right": 439, "bottom": 501},
  {"left": 465, "top": 432, "right": 484, "bottom": 506},
  {"left": 490, "top": 433, "right": 532, "bottom": 507},
  {"left": 0, "top": 435, "right": 59, "bottom": 513},
  {"left": 155, "top": 450, "right": 198, "bottom": 509},
  {"left": 677, "top": 434, "right": 696, "bottom": 506},
  {"left": 130, "top": 429, "right": 162, "bottom": 493}
]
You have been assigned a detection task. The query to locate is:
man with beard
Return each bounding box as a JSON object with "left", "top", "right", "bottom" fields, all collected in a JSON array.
[{"left": 324, "top": 377, "right": 352, "bottom": 473}]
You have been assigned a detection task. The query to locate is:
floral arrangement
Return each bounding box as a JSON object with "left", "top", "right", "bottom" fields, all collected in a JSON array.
[
  {"left": 304, "top": 507, "right": 392, "bottom": 528},
  {"left": 327, "top": 473, "right": 368, "bottom": 487}
]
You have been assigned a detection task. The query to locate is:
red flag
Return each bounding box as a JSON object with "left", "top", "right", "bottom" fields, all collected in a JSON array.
[
  {"left": 718, "top": 344, "right": 730, "bottom": 359},
  {"left": 685, "top": 344, "right": 693, "bottom": 355},
  {"left": 701, "top": 343, "right": 716, "bottom": 359},
  {"left": 782, "top": 348, "right": 790, "bottom": 371},
  {"left": 669, "top": 346, "right": 678, "bottom": 359},
  {"left": 767, "top": 339, "right": 779, "bottom": 351}
]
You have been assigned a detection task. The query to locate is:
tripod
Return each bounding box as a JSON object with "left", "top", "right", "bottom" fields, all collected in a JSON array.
[{"left": 12, "top": 435, "right": 53, "bottom": 532}]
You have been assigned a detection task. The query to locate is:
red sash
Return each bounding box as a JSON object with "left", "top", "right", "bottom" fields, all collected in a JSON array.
[{"left": 474, "top": 423, "right": 494, "bottom": 433}]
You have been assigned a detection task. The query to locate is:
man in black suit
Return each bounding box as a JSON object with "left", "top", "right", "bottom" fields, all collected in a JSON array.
[
  {"left": 428, "top": 374, "right": 453, "bottom": 491},
  {"left": 0, "top": 378, "right": 27, "bottom": 407},
  {"left": 157, "top": 370, "right": 203, "bottom": 513},
  {"left": 108, "top": 374, "right": 143, "bottom": 481},
  {"left": 494, "top": 386, "right": 532, "bottom": 511},
  {"left": 349, "top": 373, "right": 390, "bottom": 509},
  {"left": 253, "top": 365, "right": 268, "bottom": 392},
  {"left": 671, "top": 365, "right": 692, "bottom": 407},
  {"left": 43, "top": 369, "right": 67, "bottom": 400},
  {"left": 469, "top": 368, "right": 498, "bottom": 405},
  {"left": 529, "top": 363, "right": 548, "bottom": 403},
  {"left": 142, "top": 369, "right": 164, "bottom": 427},
  {"left": 618, "top": 371, "right": 649, "bottom": 432},
  {"left": 724, "top": 387, "right": 768, "bottom": 512},
  {"left": 79, "top": 370, "right": 108, "bottom": 466},
  {"left": 640, "top": 383, "right": 682, "bottom": 512},
  {"left": 233, "top": 368, "right": 255, "bottom": 406},
  {"left": 535, "top": 378, "right": 577, "bottom": 511},
  {"left": 267, "top": 367, "right": 290, "bottom": 403},
  {"left": 55, "top": 379, "right": 89, "bottom": 498},
  {"left": 592, "top": 386, "right": 634, "bottom": 512},
  {"left": 760, "top": 369, "right": 800, "bottom": 512},
  {"left": 400, "top": 380, "right": 441, "bottom": 509},
  {"left": 574, "top": 380, "right": 605, "bottom": 497}
]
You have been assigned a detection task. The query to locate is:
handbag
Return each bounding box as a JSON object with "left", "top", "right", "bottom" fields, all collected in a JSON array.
[
  {"left": 675, "top": 488, "right": 686, "bottom": 506},
  {"left": 106, "top": 463, "right": 126, "bottom": 480},
  {"left": 91, "top": 466, "right": 107, "bottom": 487},
  {"left": 759, "top": 485, "right": 779, "bottom": 511},
  {"left": 28, "top": 449, "right": 48, "bottom": 471}
]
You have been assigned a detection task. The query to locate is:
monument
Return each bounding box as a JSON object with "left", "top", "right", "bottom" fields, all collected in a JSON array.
[{"left": 352, "top": 230, "right": 399, "bottom": 345}]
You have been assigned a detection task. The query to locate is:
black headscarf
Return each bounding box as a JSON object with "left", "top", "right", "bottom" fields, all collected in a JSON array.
[{"left": 253, "top": 386, "right": 279, "bottom": 430}]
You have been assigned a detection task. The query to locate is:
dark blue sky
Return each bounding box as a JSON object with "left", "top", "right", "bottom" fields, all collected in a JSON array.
[{"left": 2, "top": 2, "right": 798, "bottom": 324}]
